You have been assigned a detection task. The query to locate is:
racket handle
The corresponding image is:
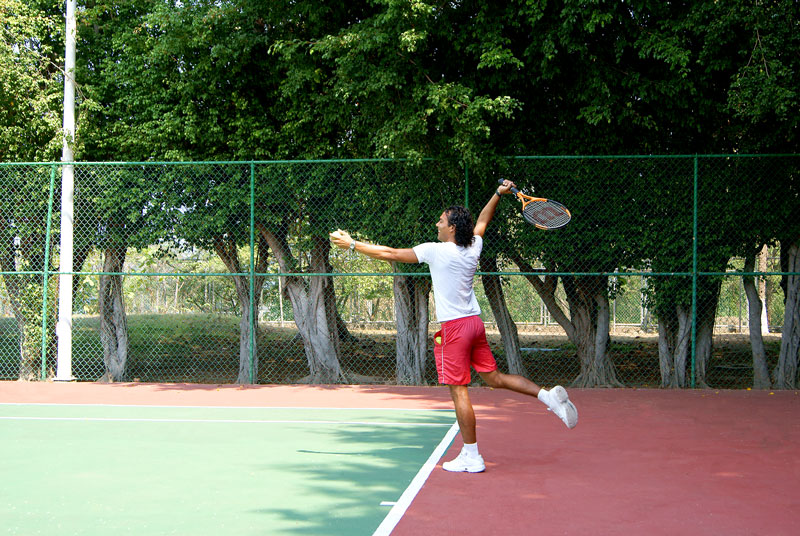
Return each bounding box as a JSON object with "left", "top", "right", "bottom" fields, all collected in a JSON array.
[{"left": 497, "top": 178, "right": 520, "bottom": 195}]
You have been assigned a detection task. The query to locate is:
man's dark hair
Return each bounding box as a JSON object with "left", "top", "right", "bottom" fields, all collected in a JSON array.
[{"left": 445, "top": 206, "right": 475, "bottom": 248}]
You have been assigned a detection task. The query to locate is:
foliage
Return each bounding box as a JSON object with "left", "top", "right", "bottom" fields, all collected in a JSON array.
[
  {"left": 0, "top": 0, "right": 63, "bottom": 161},
  {"left": 4, "top": 0, "right": 800, "bottom": 385}
]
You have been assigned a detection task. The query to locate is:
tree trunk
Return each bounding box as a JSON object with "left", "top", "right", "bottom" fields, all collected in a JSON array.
[
  {"left": 563, "top": 275, "right": 620, "bottom": 387},
  {"left": 657, "top": 305, "right": 692, "bottom": 388},
  {"left": 322, "top": 242, "right": 356, "bottom": 344},
  {"left": 657, "top": 316, "right": 673, "bottom": 386},
  {"left": 14, "top": 292, "right": 42, "bottom": 381},
  {"left": 693, "top": 277, "right": 722, "bottom": 389},
  {"left": 1, "top": 270, "right": 52, "bottom": 380},
  {"left": 758, "top": 245, "right": 770, "bottom": 334},
  {"left": 592, "top": 290, "right": 614, "bottom": 384},
  {"left": 315, "top": 235, "right": 343, "bottom": 373},
  {"left": 392, "top": 269, "right": 430, "bottom": 384},
  {"left": 234, "top": 283, "right": 259, "bottom": 384},
  {"left": 743, "top": 251, "right": 771, "bottom": 389},
  {"left": 511, "top": 253, "right": 620, "bottom": 387},
  {"left": 213, "top": 235, "right": 269, "bottom": 384},
  {"left": 1, "top": 229, "right": 62, "bottom": 380},
  {"left": 173, "top": 279, "right": 182, "bottom": 311},
  {"left": 98, "top": 246, "right": 128, "bottom": 382},
  {"left": 259, "top": 225, "right": 343, "bottom": 384},
  {"left": 479, "top": 255, "right": 524, "bottom": 375},
  {"left": 694, "top": 312, "right": 714, "bottom": 389},
  {"left": 4, "top": 278, "right": 30, "bottom": 380},
  {"left": 773, "top": 240, "right": 800, "bottom": 389}
]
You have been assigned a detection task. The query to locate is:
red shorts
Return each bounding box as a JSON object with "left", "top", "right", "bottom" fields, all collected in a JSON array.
[{"left": 433, "top": 315, "right": 497, "bottom": 385}]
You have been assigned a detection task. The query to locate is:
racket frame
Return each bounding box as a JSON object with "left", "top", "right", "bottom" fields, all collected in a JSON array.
[{"left": 497, "top": 179, "right": 572, "bottom": 230}]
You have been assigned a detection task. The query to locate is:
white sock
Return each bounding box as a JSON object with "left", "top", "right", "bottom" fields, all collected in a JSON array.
[
  {"left": 462, "top": 442, "right": 479, "bottom": 457},
  {"left": 537, "top": 389, "right": 550, "bottom": 406}
]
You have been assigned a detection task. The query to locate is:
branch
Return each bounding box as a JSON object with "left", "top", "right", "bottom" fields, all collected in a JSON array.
[{"left": 511, "top": 252, "right": 575, "bottom": 339}]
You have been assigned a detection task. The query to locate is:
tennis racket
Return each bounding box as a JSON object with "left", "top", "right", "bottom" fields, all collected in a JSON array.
[{"left": 498, "top": 179, "right": 571, "bottom": 230}]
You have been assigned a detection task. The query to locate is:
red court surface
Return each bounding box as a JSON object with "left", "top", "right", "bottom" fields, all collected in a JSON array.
[{"left": 2, "top": 382, "right": 799, "bottom": 535}]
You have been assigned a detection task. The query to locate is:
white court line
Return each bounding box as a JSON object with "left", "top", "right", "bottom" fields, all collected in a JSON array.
[
  {"left": 0, "top": 416, "right": 453, "bottom": 427},
  {"left": 0, "top": 402, "right": 452, "bottom": 412},
  {"left": 372, "top": 422, "right": 460, "bottom": 536}
]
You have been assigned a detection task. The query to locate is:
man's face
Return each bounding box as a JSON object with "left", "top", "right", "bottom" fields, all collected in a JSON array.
[{"left": 436, "top": 211, "right": 455, "bottom": 242}]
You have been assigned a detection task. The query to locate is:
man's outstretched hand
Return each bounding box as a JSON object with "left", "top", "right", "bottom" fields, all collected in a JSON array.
[{"left": 329, "top": 229, "right": 354, "bottom": 250}]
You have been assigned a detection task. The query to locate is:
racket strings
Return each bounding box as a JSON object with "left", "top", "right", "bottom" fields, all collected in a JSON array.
[{"left": 523, "top": 200, "right": 571, "bottom": 229}]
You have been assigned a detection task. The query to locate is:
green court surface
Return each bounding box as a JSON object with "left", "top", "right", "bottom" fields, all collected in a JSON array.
[{"left": 0, "top": 404, "right": 456, "bottom": 535}]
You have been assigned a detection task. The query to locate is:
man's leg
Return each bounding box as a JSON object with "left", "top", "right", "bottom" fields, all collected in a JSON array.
[
  {"left": 479, "top": 370, "right": 578, "bottom": 429},
  {"left": 448, "top": 384, "right": 476, "bottom": 443},
  {"left": 478, "top": 370, "right": 541, "bottom": 397},
  {"left": 442, "top": 384, "right": 485, "bottom": 472}
]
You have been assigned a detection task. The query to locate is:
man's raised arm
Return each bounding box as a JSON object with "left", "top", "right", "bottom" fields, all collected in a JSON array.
[{"left": 473, "top": 179, "right": 515, "bottom": 237}]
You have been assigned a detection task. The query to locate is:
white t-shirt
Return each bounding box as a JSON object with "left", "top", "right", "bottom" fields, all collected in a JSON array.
[{"left": 413, "top": 235, "right": 483, "bottom": 322}]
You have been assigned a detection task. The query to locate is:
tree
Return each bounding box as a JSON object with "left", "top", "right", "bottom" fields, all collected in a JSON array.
[
  {"left": 711, "top": 157, "right": 799, "bottom": 389},
  {"left": 351, "top": 161, "right": 464, "bottom": 384},
  {"left": 0, "top": 0, "right": 64, "bottom": 379},
  {"left": 723, "top": 0, "right": 799, "bottom": 153},
  {"left": 271, "top": 0, "right": 521, "bottom": 383},
  {"left": 54, "top": 0, "right": 800, "bottom": 388},
  {"left": 271, "top": 0, "right": 517, "bottom": 165},
  {"left": 720, "top": 0, "right": 800, "bottom": 388},
  {"left": 743, "top": 252, "right": 771, "bottom": 389},
  {"left": 271, "top": 0, "right": 800, "bottom": 388},
  {"left": 0, "top": 166, "right": 56, "bottom": 379},
  {"left": 775, "top": 235, "right": 800, "bottom": 389},
  {"left": 86, "top": 165, "right": 160, "bottom": 381},
  {"left": 479, "top": 227, "right": 524, "bottom": 376},
  {"left": 0, "top": 0, "right": 63, "bottom": 161},
  {"left": 76, "top": 1, "right": 388, "bottom": 383},
  {"left": 159, "top": 164, "right": 271, "bottom": 384},
  {"left": 493, "top": 158, "right": 652, "bottom": 387}
]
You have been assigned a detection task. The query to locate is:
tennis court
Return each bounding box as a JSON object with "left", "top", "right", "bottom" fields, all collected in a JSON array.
[
  {"left": 2, "top": 383, "right": 799, "bottom": 535},
  {"left": 0, "top": 384, "right": 456, "bottom": 536}
]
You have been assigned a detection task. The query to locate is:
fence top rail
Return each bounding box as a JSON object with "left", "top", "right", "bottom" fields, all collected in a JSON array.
[
  {"left": 13, "top": 270, "right": 800, "bottom": 278},
  {"left": 508, "top": 153, "right": 799, "bottom": 160},
  {"left": 2, "top": 154, "right": 799, "bottom": 166},
  {"left": 0, "top": 158, "right": 416, "bottom": 166}
]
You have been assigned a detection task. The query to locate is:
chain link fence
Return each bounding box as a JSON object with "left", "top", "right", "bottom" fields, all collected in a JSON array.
[{"left": 1, "top": 156, "right": 798, "bottom": 388}]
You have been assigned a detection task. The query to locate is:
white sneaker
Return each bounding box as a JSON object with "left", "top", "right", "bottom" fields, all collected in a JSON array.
[
  {"left": 540, "top": 386, "right": 578, "bottom": 429},
  {"left": 442, "top": 450, "right": 485, "bottom": 473}
]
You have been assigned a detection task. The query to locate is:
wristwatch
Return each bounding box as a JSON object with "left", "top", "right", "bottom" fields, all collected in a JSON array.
[
  {"left": 495, "top": 189, "right": 502, "bottom": 197},
  {"left": 350, "top": 240, "right": 356, "bottom": 251}
]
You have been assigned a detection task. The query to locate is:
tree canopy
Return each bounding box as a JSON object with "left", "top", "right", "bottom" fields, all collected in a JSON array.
[{"left": 3, "top": 0, "right": 799, "bottom": 386}]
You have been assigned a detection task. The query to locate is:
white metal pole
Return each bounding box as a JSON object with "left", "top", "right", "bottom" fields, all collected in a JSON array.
[{"left": 55, "top": 0, "right": 77, "bottom": 381}]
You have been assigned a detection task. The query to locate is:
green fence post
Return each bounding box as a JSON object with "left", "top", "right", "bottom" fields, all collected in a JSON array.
[
  {"left": 40, "top": 164, "right": 58, "bottom": 380},
  {"left": 249, "top": 162, "right": 256, "bottom": 384},
  {"left": 690, "top": 156, "right": 699, "bottom": 388}
]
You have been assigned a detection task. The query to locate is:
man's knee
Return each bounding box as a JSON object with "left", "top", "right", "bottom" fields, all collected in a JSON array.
[
  {"left": 448, "top": 384, "right": 469, "bottom": 400},
  {"left": 480, "top": 370, "right": 505, "bottom": 389}
]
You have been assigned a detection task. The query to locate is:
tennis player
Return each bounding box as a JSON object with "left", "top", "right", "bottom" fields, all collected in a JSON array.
[{"left": 329, "top": 179, "right": 578, "bottom": 473}]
